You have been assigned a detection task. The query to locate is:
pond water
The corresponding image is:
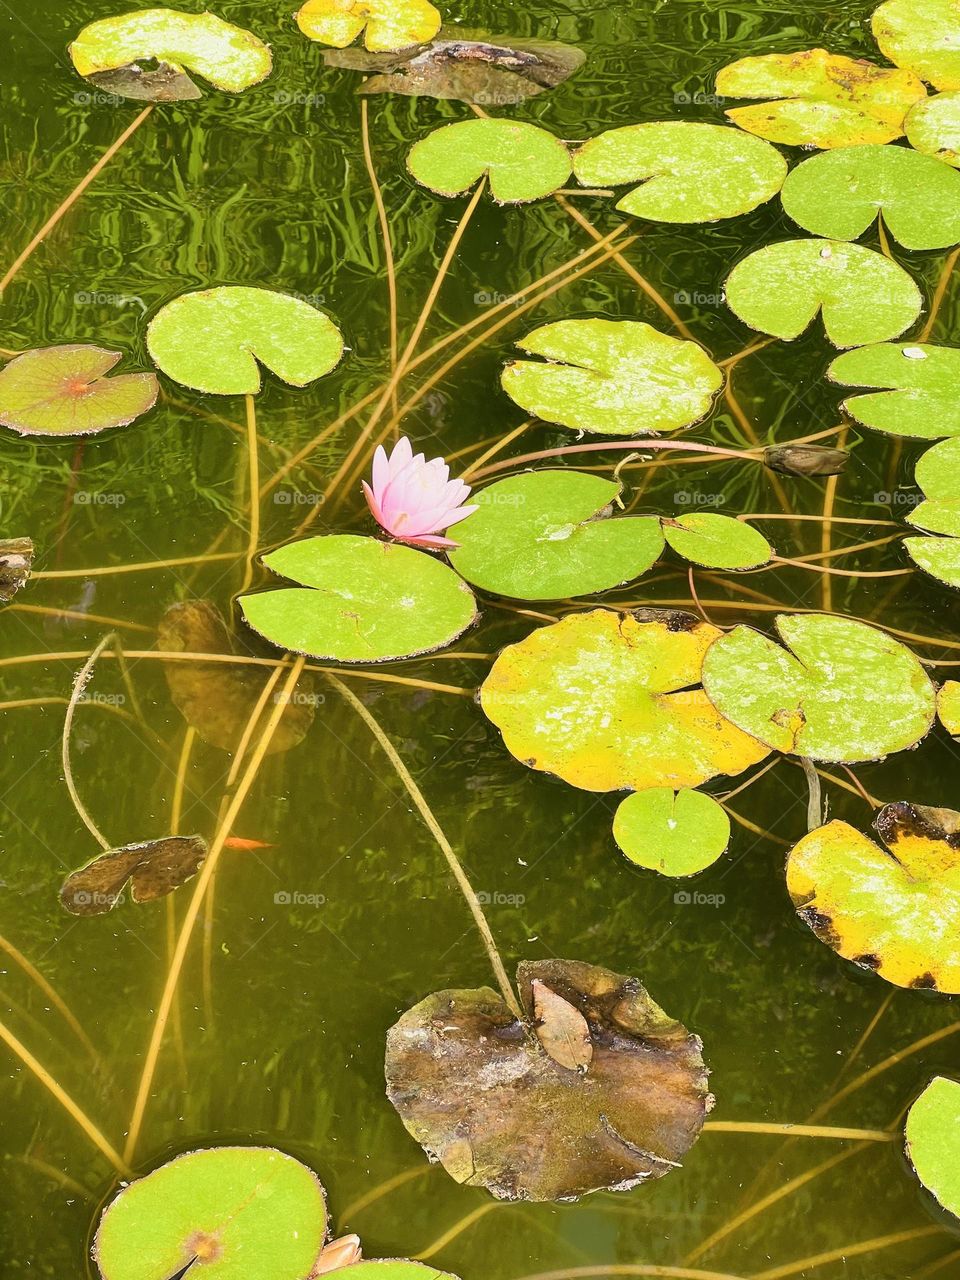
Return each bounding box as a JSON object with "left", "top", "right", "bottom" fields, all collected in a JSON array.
[{"left": 1, "top": 0, "right": 960, "bottom": 1276}]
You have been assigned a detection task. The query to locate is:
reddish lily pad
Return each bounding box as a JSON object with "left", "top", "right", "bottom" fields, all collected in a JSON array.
[{"left": 0, "top": 345, "right": 158, "bottom": 437}]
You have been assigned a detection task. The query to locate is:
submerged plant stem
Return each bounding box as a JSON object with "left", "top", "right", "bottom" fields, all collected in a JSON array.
[
  {"left": 413, "top": 1202, "right": 498, "bottom": 1260},
  {"left": 799, "top": 757, "right": 823, "bottom": 831},
  {"left": 239, "top": 393, "right": 261, "bottom": 596},
  {"left": 62, "top": 634, "right": 116, "bottom": 852},
  {"left": 703, "top": 1120, "right": 892, "bottom": 1142},
  {"left": 752, "top": 1226, "right": 943, "bottom": 1280},
  {"left": 327, "top": 674, "right": 523, "bottom": 1021},
  {"left": 360, "top": 98, "right": 399, "bottom": 413}
]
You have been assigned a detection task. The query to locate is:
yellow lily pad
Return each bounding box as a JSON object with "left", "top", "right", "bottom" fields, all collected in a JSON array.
[
  {"left": 295, "top": 0, "right": 441, "bottom": 52},
  {"left": 937, "top": 680, "right": 960, "bottom": 734},
  {"left": 786, "top": 802, "right": 960, "bottom": 991}
]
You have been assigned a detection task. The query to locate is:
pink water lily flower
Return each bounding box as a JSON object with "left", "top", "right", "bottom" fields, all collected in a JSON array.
[{"left": 362, "top": 436, "right": 478, "bottom": 549}]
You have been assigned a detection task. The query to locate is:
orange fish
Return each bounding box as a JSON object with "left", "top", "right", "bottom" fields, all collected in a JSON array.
[{"left": 224, "top": 836, "right": 275, "bottom": 852}]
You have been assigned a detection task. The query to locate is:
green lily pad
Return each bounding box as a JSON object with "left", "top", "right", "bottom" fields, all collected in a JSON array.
[
  {"left": 94, "top": 1146, "right": 327, "bottom": 1280},
  {"left": 828, "top": 343, "right": 960, "bottom": 439},
  {"left": 905, "top": 534, "right": 960, "bottom": 585},
  {"left": 612, "top": 788, "right": 731, "bottom": 876},
  {"left": 572, "top": 122, "right": 787, "bottom": 223},
  {"left": 345, "top": 1267, "right": 459, "bottom": 1280},
  {"left": 239, "top": 535, "right": 477, "bottom": 663},
  {"left": 481, "top": 608, "right": 769, "bottom": 793},
  {"left": 938, "top": 680, "right": 960, "bottom": 734},
  {"left": 906, "top": 92, "right": 960, "bottom": 166},
  {"left": 715, "top": 48, "right": 926, "bottom": 148},
  {"left": 780, "top": 144, "right": 960, "bottom": 250},
  {"left": 406, "top": 119, "right": 572, "bottom": 203},
  {"left": 295, "top": 0, "right": 441, "bottom": 51},
  {"left": 904, "top": 437, "right": 960, "bottom": 535},
  {"left": 147, "top": 288, "right": 344, "bottom": 395},
  {"left": 385, "top": 958, "right": 711, "bottom": 1201},
  {"left": 702, "top": 613, "right": 936, "bottom": 763},
  {"left": 787, "top": 802, "right": 960, "bottom": 991},
  {"left": 873, "top": 0, "right": 960, "bottom": 92},
  {"left": 500, "top": 319, "right": 723, "bottom": 436},
  {"left": 0, "top": 345, "right": 158, "bottom": 437},
  {"left": 60, "top": 835, "right": 208, "bottom": 917},
  {"left": 663, "top": 513, "right": 772, "bottom": 569},
  {"left": 69, "top": 9, "right": 272, "bottom": 99},
  {"left": 724, "top": 240, "right": 922, "bottom": 347},
  {"left": 447, "top": 471, "right": 664, "bottom": 600},
  {"left": 906, "top": 1078, "right": 960, "bottom": 1218}
]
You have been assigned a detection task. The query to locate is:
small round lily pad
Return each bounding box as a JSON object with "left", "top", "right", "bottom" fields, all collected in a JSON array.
[
  {"left": 239, "top": 535, "right": 478, "bottom": 663},
  {"left": 501, "top": 319, "right": 723, "bottom": 436},
  {"left": 829, "top": 343, "right": 960, "bottom": 439},
  {"left": 612, "top": 788, "right": 731, "bottom": 876},
  {"left": 0, "top": 345, "right": 158, "bottom": 437},
  {"left": 873, "top": 0, "right": 960, "bottom": 92},
  {"left": 780, "top": 144, "right": 960, "bottom": 250},
  {"left": 905, "top": 436, "right": 960, "bottom": 535},
  {"left": 663, "top": 513, "right": 772, "bottom": 569},
  {"left": 906, "top": 1077, "right": 960, "bottom": 1219},
  {"left": 147, "top": 287, "right": 344, "bottom": 395},
  {"left": 572, "top": 122, "right": 787, "bottom": 223},
  {"left": 295, "top": 0, "right": 441, "bottom": 51},
  {"left": 905, "top": 535, "right": 960, "bottom": 586},
  {"left": 724, "top": 239, "right": 923, "bottom": 348},
  {"left": 906, "top": 92, "right": 960, "bottom": 166},
  {"left": 938, "top": 680, "right": 960, "bottom": 734},
  {"left": 406, "top": 119, "right": 572, "bottom": 203},
  {"left": 447, "top": 471, "right": 664, "bottom": 600}
]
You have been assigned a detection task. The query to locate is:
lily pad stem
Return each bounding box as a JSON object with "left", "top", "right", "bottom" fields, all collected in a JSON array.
[
  {"left": 62, "top": 633, "right": 116, "bottom": 852},
  {"left": 327, "top": 673, "right": 524, "bottom": 1021},
  {"left": 799, "top": 756, "right": 824, "bottom": 832}
]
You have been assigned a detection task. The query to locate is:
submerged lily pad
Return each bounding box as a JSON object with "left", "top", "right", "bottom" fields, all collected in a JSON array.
[
  {"left": 447, "top": 471, "right": 663, "bottom": 600},
  {"left": 69, "top": 9, "right": 272, "bottom": 100},
  {"left": 158, "top": 601, "right": 315, "bottom": 753},
  {"left": 873, "top": 0, "right": 960, "bottom": 92},
  {"left": 613, "top": 788, "right": 731, "bottom": 876},
  {"left": 906, "top": 1078, "right": 960, "bottom": 1218},
  {"left": 724, "top": 240, "right": 922, "bottom": 347},
  {"left": 407, "top": 119, "right": 571, "bottom": 203},
  {"left": 0, "top": 345, "right": 158, "bottom": 437},
  {"left": 296, "top": 0, "right": 440, "bottom": 51},
  {"left": 385, "top": 958, "right": 711, "bottom": 1202},
  {"left": 324, "top": 31, "right": 584, "bottom": 103},
  {"left": 715, "top": 49, "right": 926, "bottom": 148},
  {"left": 0, "top": 538, "right": 33, "bottom": 601},
  {"left": 702, "top": 614, "right": 936, "bottom": 763},
  {"left": 240, "top": 535, "right": 477, "bottom": 663},
  {"left": 147, "top": 288, "right": 344, "bottom": 395},
  {"left": 573, "top": 122, "right": 786, "bottom": 223},
  {"left": 60, "top": 835, "right": 207, "bottom": 916},
  {"left": 829, "top": 343, "right": 960, "bottom": 439},
  {"left": 481, "top": 609, "right": 769, "bottom": 793},
  {"left": 786, "top": 801, "right": 960, "bottom": 990},
  {"left": 501, "top": 319, "right": 723, "bottom": 436},
  {"left": 94, "top": 1146, "right": 327, "bottom": 1280},
  {"left": 763, "top": 444, "right": 849, "bottom": 476},
  {"left": 906, "top": 92, "right": 960, "bottom": 166},
  {"left": 780, "top": 144, "right": 960, "bottom": 250},
  {"left": 663, "top": 513, "right": 772, "bottom": 570}
]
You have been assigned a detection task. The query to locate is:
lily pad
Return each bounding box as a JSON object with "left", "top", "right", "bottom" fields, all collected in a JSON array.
[
  {"left": 906, "top": 92, "right": 960, "bottom": 166},
  {"left": 447, "top": 471, "right": 664, "bottom": 600},
  {"left": 938, "top": 680, "right": 960, "bottom": 734},
  {"left": 324, "top": 31, "right": 584, "bottom": 103},
  {"left": 239, "top": 535, "right": 477, "bottom": 663},
  {"left": 0, "top": 345, "right": 158, "bottom": 437},
  {"left": 786, "top": 801, "right": 960, "bottom": 990},
  {"left": 346, "top": 1268, "right": 459, "bottom": 1279},
  {"left": 663, "top": 513, "right": 772, "bottom": 569},
  {"left": 906, "top": 1078, "right": 960, "bottom": 1219},
  {"left": 295, "top": 0, "right": 440, "bottom": 52},
  {"left": 724, "top": 240, "right": 923, "bottom": 348},
  {"left": 60, "top": 835, "right": 207, "bottom": 917},
  {"left": 612, "top": 788, "right": 731, "bottom": 876},
  {"left": 158, "top": 601, "right": 315, "bottom": 753},
  {"left": 702, "top": 613, "right": 936, "bottom": 763},
  {"left": 873, "top": 0, "right": 960, "bottom": 92},
  {"left": 406, "top": 119, "right": 572, "bottom": 203},
  {"left": 146, "top": 288, "right": 344, "bottom": 395},
  {"left": 572, "top": 122, "right": 787, "bottom": 223},
  {"left": 69, "top": 9, "right": 272, "bottom": 100},
  {"left": 500, "top": 319, "right": 723, "bottom": 436},
  {"left": 828, "top": 343, "right": 960, "bottom": 439},
  {"left": 905, "top": 534, "right": 960, "bottom": 585},
  {"left": 909, "top": 436, "right": 960, "bottom": 530},
  {"left": 385, "top": 958, "right": 711, "bottom": 1202},
  {"left": 715, "top": 49, "right": 926, "bottom": 148},
  {"left": 0, "top": 538, "right": 33, "bottom": 601},
  {"left": 480, "top": 609, "right": 769, "bottom": 793},
  {"left": 780, "top": 144, "right": 960, "bottom": 250},
  {"left": 94, "top": 1146, "right": 327, "bottom": 1280}
]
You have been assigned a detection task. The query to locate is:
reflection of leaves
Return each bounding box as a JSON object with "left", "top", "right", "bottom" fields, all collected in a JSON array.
[
  {"left": 0, "top": 345, "right": 158, "bottom": 437},
  {"left": 158, "top": 601, "right": 315, "bottom": 754},
  {"left": 0, "top": 537, "right": 33, "bottom": 601},
  {"left": 906, "top": 1077, "right": 960, "bottom": 1219},
  {"left": 385, "top": 958, "right": 711, "bottom": 1202},
  {"left": 323, "top": 31, "right": 584, "bottom": 103},
  {"left": 60, "top": 835, "right": 207, "bottom": 916}
]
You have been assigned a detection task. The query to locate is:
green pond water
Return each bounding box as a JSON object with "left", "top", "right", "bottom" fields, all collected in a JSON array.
[{"left": 1, "top": 0, "right": 960, "bottom": 1276}]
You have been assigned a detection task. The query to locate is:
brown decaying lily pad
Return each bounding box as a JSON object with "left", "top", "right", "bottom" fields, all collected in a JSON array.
[
  {"left": 385, "top": 958, "right": 711, "bottom": 1202},
  {"left": 764, "top": 445, "right": 849, "bottom": 477},
  {"left": 0, "top": 537, "right": 33, "bottom": 601},
  {"left": 60, "top": 835, "right": 207, "bottom": 916},
  {"left": 87, "top": 63, "right": 202, "bottom": 101},
  {"left": 158, "top": 601, "right": 315, "bottom": 754}
]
